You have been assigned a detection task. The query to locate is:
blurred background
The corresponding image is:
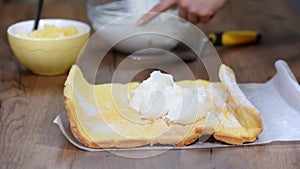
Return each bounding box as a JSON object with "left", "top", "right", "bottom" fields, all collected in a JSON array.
[
  {"left": 1, "top": 0, "right": 299, "bottom": 13},
  {"left": 0, "top": 0, "right": 85, "bottom": 2}
]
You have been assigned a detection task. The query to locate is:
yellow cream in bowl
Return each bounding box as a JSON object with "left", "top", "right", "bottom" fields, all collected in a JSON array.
[
  {"left": 7, "top": 19, "right": 90, "bottom": 75},
  {"left": 28, "top": 24, "right": 80, "bottom": 38}
]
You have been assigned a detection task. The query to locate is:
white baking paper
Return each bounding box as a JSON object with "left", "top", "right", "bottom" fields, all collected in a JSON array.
[{"left": 54, "top": 60, "right": 300, "bottom": 151}]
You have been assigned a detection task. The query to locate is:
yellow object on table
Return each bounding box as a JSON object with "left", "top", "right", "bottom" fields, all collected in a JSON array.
[{"left": 208, "top": 30, "right": 261, "bottom": 46}]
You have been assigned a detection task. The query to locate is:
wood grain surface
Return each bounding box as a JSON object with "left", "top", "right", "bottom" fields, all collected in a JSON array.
[{"left": 0, "top": 0, "right": 300, "bottom": 169}]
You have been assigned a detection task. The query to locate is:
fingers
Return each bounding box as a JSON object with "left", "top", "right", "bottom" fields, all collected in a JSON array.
[
  {"left": 178, "top": 7, "right": 187, "bottom": 21},
  {"left": 178, "top": 0, "right": 228, "bottom": 24},
  {"left": 137, "top": 0, "right": 177, "bottom": 26},
  {"left": 180, "top": 8, "right": 200, "bottom": 24},
  {"left": 137, "top": 0, "right": 229, "bottom": 25},
  {"left": 187, "top": 13, "right": 199, "bottom": 24},
  {"left": 136, "top": 12, "right": 159, "bottom": 26}
]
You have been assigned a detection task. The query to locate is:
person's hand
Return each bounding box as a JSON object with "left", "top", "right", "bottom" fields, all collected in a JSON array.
[{"left": 137, "top": 0, "right": 229, "bottom": 26}]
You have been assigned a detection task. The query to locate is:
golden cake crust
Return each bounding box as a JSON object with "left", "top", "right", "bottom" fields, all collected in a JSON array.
[{"left": 65, "top": 96, "right": 213, "bottom": 148}]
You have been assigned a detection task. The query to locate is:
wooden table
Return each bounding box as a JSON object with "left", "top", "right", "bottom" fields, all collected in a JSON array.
[{"left": 1, "top": 0, "right": 300, "bottom": 168}]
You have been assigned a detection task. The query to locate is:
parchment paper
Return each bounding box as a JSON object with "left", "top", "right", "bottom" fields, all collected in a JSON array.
[{"left": 54, "top": 60, "right": 300, "bottom": 151}]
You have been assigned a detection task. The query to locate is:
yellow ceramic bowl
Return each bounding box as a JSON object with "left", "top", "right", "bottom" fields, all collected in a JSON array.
[{"left": 7, "top": 19, "right": 90, "bottom": 75}]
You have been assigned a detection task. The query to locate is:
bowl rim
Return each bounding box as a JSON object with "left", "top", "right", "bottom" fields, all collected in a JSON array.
[{"left": 7, "top": 18, "right": 91, "bottom": 41}]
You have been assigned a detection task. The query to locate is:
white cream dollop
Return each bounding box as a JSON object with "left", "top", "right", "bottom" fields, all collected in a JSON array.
[{"left": 129, "top": 71, "right": 211, "bottom": 124}]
